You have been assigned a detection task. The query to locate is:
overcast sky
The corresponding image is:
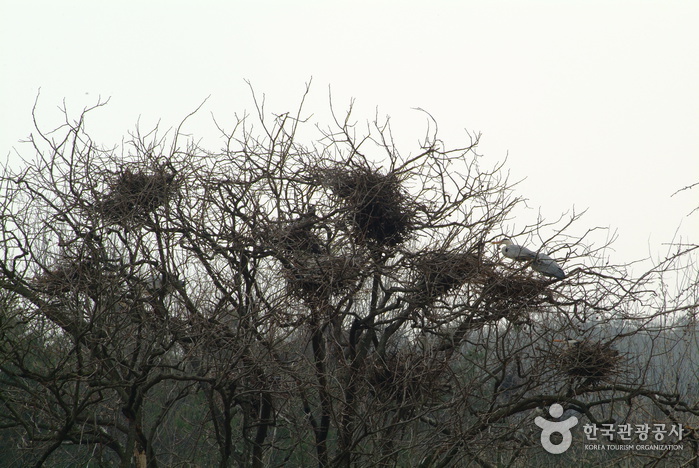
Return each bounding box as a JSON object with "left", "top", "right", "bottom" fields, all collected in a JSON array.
[{"left": 1, "top": 1, "right": 697, "bottom": 269}]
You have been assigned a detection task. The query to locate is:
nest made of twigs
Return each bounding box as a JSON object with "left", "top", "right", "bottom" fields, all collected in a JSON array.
[
  {"left": 481, "top": 274, "right": 553, "bottom": 308},
  {"left": 283, "top": 254, "right": 362, "bottom": 300},
  {"left": 368, "top": 351, "right": 446, "bottom": 405},
  {"left": 98, "top": 168, "right": 176, "bottom": 223},
  {"left": 557, "top": 339, "right": 622, "bottom": 386},
  {"left": 34, "top": 260, "right": 101, "bottom": 295},
  {"left": 411, "top": 251, "right": 486, "bottom": 304},
  {"left": 273, "top": 216, "right": 323, "bottom": 255},
  {"left": 320, "top": 165, "right": 415, "bottom": 247}
]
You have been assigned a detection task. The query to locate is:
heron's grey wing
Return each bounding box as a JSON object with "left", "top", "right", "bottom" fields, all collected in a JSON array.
[
  {"left": 532, "top": 256, "right": 565, "bottom": 279},
  {"left": 146, "top": 275, "right": 163, "bottom": 290},
  {"left": 505, "top": 244, "right": 538, "bottom": 261},
  {"left": 535, "top": 252, "right": 554, "bottom": 262}
]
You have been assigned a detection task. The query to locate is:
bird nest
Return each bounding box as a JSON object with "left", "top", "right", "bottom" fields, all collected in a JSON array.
[
  {"left": 411, "top": 251, "right": 486, "bottom": 304},
  {"left": 481, "top": 274, "right": 553, "bottom": 309},
  {"left": 34, "top": 260, "right": 101, "bottom": 295},
  {"left": 368, "top": 351, "right": 447, "bottom": 405},
  {"left": 557, "top": 339, "right": 622, "bottom": 386},
  {"left": 98, "top": 168, "right": 177, "bottom": 223},
  {"left": 320, "top": 165, "right": 416, "bottom": 247},
  {"left": 282, "top": 254, "right": 362, "bottom": 301},
  {"left": 273, "top": 217, "right": 323, "bottom": 255}
]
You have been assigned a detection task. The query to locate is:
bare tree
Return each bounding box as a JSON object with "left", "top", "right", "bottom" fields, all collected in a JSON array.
[{"left": 1, "top": 88, "right": 697, "bottom": 467}]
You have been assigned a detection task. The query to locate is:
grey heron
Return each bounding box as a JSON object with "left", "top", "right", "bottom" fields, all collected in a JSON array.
[
  {"left": 553, "top": 338, "right": 581, "bottom": 347},
  {"left": 494, "top": 238, "right": 565, "bottom": 280},
  {"left": 146, "top": 272, "right": 185, "bottom": 293}
]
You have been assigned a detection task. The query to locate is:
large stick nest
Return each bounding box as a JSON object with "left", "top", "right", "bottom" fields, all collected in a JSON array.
[
  {"left": 368, "top": 351, "right": 448, "bottom": 406},
  {"left": 411, "top": 251, "right": 487, "bottom": 304},
  {"left": 557, "top": 339, "right": 623, "bottom": 386},
  {"left": 320, "top": 165, "right": 416, "bottom": 247},
  {"left": 282, "top": 254, "right": 363, "bottom": 300},
  {"left": 34, "top": 259, "right": 102, "bottom": 295},
  {"left": 98, "top": 168, "right": 177, "bottom": 223},
  {"left": 273, "top": 215, "right": 323, "bottom": 255},
  {"left": 270, "top": 214, "right": 362, "bottom": 300},
  {"left": 480, "top": 273, "right": 555, "bottom": 310}
]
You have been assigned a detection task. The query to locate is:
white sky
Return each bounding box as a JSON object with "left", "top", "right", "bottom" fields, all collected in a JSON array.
[{"left": 2, "top": 1, "right": 697, "bottom": 269}]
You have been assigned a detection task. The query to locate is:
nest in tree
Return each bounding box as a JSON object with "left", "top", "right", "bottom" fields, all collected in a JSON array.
[
  {"left": 411, "top": 251, "right": 486, "bottom": 304},
  {"left": 368, "top": 351, "right": 446, "bottom": 405},
  {"left": 273, "top": 216, "right": 323, "bottom": 255},
  {"left": 34, "top": 260, "right": 101, "bottom": 295},
  {"left": 98, "top": 168, "right": 176, "bottom": 223},
  {"left": 321, "top": 165, "right": 415, "bottom": 247},
  {"left": 283, "top": 254, "right": 362, "bottom": 300},
  {"left": 481, "top": 274, "right": 553, "bottom": 309},
  {"left": 557, "top": 339, "right": 622, "bottom": 386}
]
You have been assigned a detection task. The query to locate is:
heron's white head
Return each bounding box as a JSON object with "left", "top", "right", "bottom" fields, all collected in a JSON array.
[
  {"left": 554, "top": 338, "right": 581, "bottom": 347},
  {"left": 492, "top": 238, "right": 516, "bottom": 257},
  {"left": 492, "top": 238, "right": 514, "bottom": 246}
]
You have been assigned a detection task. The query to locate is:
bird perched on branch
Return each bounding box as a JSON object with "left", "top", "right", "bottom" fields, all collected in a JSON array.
[
  {"left": 553, "top": 338, "right": 581, "bottom": 347},
  {"left": 493, "top": 238, "right": 565, "bottom": 280},
  {"left": 145, "top": 272, "right": 186, "bottom": 294}
]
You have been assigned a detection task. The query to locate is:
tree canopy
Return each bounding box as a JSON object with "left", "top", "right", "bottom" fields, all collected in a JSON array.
[{"left": 1, "top": 89, "right": 697, "bottom": 467}]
